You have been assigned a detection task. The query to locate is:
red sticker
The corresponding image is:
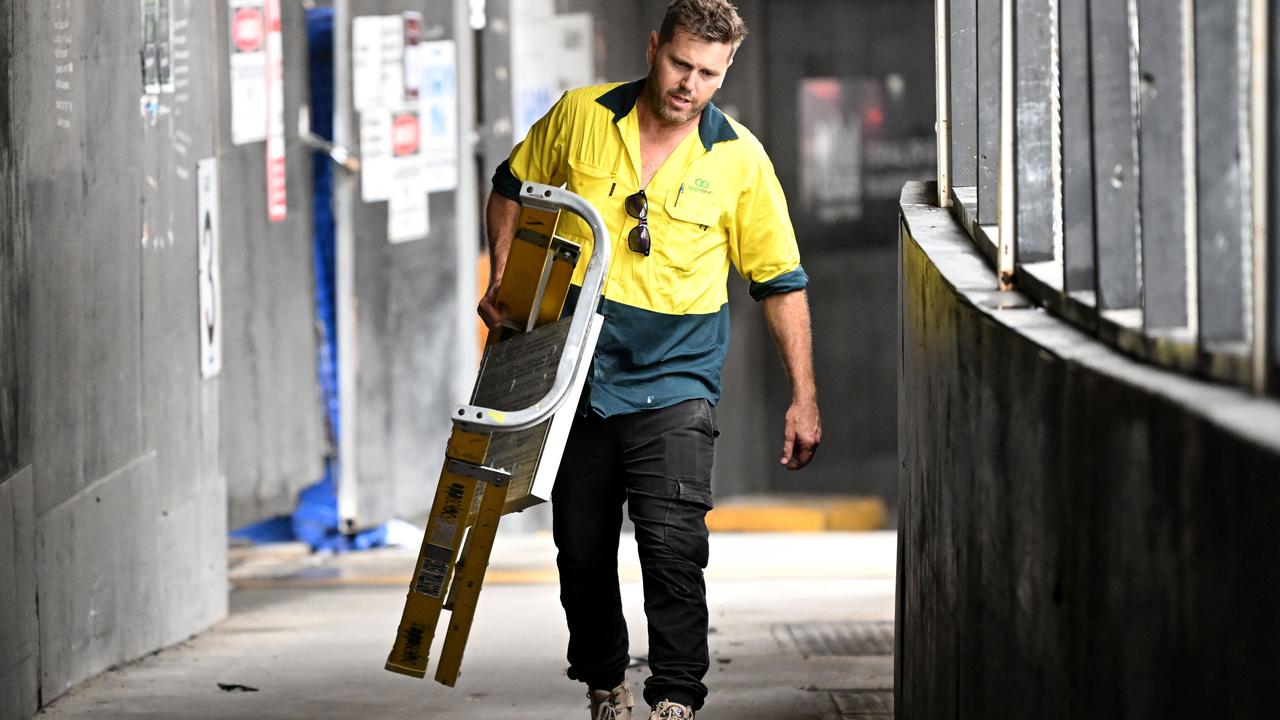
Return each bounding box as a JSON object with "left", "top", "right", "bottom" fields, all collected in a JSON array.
[
  {"left": 231, "top": 8, "right": 263, "bottom": 53},
  {"left": 392, "top": 112, "right": 421, "bottom": 157}
]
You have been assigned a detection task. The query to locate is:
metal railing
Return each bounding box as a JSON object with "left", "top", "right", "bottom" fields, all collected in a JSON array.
[{"left": 934, "top": 0, "right": 1278, "bottom": 396}]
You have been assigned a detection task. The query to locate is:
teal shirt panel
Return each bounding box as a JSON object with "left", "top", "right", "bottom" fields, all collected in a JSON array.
[{"left": 587, "top": 295, "right": 731, "bottom": 417}]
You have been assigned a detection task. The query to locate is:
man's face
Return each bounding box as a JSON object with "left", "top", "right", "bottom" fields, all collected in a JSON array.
[{"left": 645, "top": 27, "right": 734, "bottom": 125}]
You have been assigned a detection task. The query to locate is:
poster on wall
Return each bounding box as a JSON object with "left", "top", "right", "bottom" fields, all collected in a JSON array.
[
  {"left": 197, "top": 158, "right": 223, "bottom": 379},
  {"left": 264, "top": 0, "right": 287, "bottom": 222},
  {"left": 228, "top": 0, "right": 267, "bottom": 145},
  {"left": 351, "top": 12, "right": 431, "bottom": 241},
  {"left": 420, "top": 40, "right": 458, "bottom": 193},
  {"left": 387, "top": 110, "right": 429, "bottom": 242}
]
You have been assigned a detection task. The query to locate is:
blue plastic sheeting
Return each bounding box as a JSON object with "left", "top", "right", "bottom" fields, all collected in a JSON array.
[
  {"left": 310, "top": 7, "right": 340, "bottom": 442},
  {"left": 230, "top": 7, "right": 389, "bottom": 553}
]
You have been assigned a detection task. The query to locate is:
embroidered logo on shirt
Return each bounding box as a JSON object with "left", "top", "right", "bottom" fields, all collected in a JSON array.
[{"left": 689, "top": 177, "right": 712, "bottom": 194}]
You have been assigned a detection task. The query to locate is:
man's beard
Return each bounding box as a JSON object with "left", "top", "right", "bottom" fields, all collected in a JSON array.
[{"left": 645, "top": 75, "right": 711, "bottom": 125}]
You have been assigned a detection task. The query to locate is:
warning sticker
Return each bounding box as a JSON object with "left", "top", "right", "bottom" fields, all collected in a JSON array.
[{"left": 228, "top": 0, "right": 267, "bottom": 145}]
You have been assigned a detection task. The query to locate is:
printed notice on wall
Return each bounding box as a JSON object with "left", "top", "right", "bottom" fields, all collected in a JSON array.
[
  {"left": 229, "top": 0, "right": 267, "bottom": 145},
  {"left": 352, "top": 13, "right": 431, "bottom": 241},
  {"left": 358, "top": 105, "right": 393, "bottom": 202},
  {"left": 264, "top": 0, "right": 287, "bottom": 222},
  {"left": 197, "top": 158, "right": 223, "bottom": 379},
  {"left": 229, "top": 0, "right": 266, "bottom": 144},
  {"left": 420, "top": 40, "right": 458, "bottom": 193},
  {"left": 352, "top": 16, "right": 384, "bottom": 113},
  {"left": 387, "top": 110, "right": 429, "bottom": 242}
]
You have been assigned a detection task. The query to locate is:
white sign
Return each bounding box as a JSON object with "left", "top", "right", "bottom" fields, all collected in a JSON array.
[
  {"left": 197, "top": 158, "right": 223, "bottom": 378},
  {"left": 389, "top": 177, "right": 429, "bottom": 243},
  {"left": 352, "top": 16, "right": 384, "bottom": 112},
  {"left": 228, "top": 0, "right": 267, "bottom": 145},
  {"left": 264, "top": 0, "right": 286, "bottom": 222},
  {"left": 420, "top": 40, "right": 459, "bottom": 193},
  {"left": 359, "top": 109, "right": 393, "bottom": 202},
  {"left": 387, "top": 110, "right": 428, "bottom": 243},
  {"left": 352, "top": 13, "right": 432, "bottom": 241}
]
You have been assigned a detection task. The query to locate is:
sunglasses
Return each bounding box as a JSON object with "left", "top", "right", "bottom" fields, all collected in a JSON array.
[{"left": 625, "top": 190, "right": 650, "bottom": 256}]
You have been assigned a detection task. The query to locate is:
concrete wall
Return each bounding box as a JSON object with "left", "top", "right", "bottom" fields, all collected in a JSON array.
[
  {"left": 0, "top": 0, "right": 328, "bottom": 712},
  {"left": 896, "top": 182, "right": 1280, "bottom": 718},
  {"left": 217, "top": 1, "right": 326, "bottom": 528}
]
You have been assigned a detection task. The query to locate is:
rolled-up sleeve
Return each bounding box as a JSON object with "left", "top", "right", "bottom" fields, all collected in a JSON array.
[{"left": 730, "top": 152, "right": 806, "bottom": 301}]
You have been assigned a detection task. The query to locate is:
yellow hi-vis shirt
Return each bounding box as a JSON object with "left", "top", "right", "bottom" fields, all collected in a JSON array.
[{"left": 493, "top": 79, "right": 807, "bottom": 417}]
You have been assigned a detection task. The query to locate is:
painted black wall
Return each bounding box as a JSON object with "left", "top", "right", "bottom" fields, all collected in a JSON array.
[{"left": 898, "top": 182, "right": 1280, "bottom": 718}]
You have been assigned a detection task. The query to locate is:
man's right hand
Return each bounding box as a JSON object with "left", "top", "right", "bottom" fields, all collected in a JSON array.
[{"left": 477, "top": 282, "right": 507, "bottom": 329}]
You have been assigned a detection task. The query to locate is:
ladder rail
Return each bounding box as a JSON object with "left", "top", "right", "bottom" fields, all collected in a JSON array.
[{"left": 452, "top": 183, "right": 611, "bottom": 434}]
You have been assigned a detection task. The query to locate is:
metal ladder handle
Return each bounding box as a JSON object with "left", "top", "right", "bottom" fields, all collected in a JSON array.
[{"left": 451, "top": 183, "right": 611, "bottom": 433}]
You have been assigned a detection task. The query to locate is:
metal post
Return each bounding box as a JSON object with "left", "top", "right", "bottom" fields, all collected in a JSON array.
[
  {"left": 998, "top": 0, "right": 1017, "bottom": 289},
  {"left": 936, "top": 0, "right": 953, "bottom": 207},
  {"left": 453, "top": 0, "right": 479, "bottom": 398},
  {"left": 1183, "top": 0, "right": 1200, "bottom": 336},
  {"left": 333, "top": 0, "right": 360, "bottom": 531},
  {"left": 1251, "top": 0, "right": 1269, "bottom": 392},
  {"left": 1137, "top": 0, "right": 1191, "bottom": 329},
  {"left": 978, "top": 0, "right": 1002, "bottom": 224}
]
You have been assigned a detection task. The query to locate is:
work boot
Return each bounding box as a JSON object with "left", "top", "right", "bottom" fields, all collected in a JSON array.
[
  {"left": 649, "top": 700, "right": 695, "bottom": 719},
  {"left": 588, "top": 682, "right": 634, "bottom": 720}
]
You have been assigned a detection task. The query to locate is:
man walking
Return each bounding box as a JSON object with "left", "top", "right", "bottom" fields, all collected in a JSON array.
[{"left": 478, "top": 2, "right": 820, "bottom": 717}]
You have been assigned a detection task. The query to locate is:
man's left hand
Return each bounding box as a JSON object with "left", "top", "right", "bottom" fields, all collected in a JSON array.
[{"left": 780, "top": 399, "right": 821, "bottom": 470}]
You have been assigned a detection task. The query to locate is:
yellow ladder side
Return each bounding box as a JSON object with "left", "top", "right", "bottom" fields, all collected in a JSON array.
[
  {"left": 384, "top": 430, "right": 489, "bottom": 678},
  {"left": 434, "top": 467, "right": 511, "bottom": 686},
  {"left": 534, "top": 237, "right": 582, "bottom": 328},
  {"left": 494, "top": 206, "right": 560, "bottom": 331}
]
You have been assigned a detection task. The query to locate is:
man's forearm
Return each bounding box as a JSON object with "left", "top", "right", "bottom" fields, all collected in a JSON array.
[
  {"left": 485, "top": 191, "right": 521, "bottom": 286},
  {"left": 762, "top": 290, "right": 816, "bottom": 402}
]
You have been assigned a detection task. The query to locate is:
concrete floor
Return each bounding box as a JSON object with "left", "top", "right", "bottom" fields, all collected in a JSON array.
[{"left": 37, "top": 532, "right": 896, "bottom": 720}]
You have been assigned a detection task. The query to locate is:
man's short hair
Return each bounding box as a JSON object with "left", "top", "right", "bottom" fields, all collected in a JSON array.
[{"left": 658, "top": 0, "right": 748, "bottom": 48}]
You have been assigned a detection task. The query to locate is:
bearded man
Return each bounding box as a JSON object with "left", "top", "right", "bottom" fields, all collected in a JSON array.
[{"left": 479, "top": 2, "right": 821, "bottom": 717}]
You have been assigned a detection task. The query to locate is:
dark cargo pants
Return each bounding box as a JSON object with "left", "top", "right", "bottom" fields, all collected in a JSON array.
[{"left": 552, "top": 398, "right": 717, "bottom": 711}]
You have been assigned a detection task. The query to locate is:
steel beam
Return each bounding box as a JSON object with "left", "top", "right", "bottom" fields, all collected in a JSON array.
[
  {"left": 951, "top": 0, "right": 979, "bottom": 188},
  {"left": 978, "top": 0, "right": 1002, "bottom": 224},
  {"left": 1061, "top": 0, "right": 1095, "bottom": 293},
  {"left": 1088, "top": 0, "right": 1141, "bottom": 310},
  {"left": 1136, "top": 0, "right": 1190, "bottom": 328},
  {"left": 1195, "top": 0, "right": 1249, "bottom": 344},
  {"left": 1014, "top": 0, "right": 1056, "bottom": 265}
]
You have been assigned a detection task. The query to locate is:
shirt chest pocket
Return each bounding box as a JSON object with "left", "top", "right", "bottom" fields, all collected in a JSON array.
[
  {"left": 563, "top": 157, "right": 616, "bottom": 241},
  {"left": 657, "top": 193, "right": 724, "bottom": 272}
]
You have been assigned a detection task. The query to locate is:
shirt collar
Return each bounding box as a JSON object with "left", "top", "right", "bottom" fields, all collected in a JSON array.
[{"left": 595, "top": 78, "right": 738, "bottom": 152}]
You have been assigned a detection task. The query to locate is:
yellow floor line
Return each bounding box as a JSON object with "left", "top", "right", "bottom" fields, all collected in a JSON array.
[{"left": 231, "top": 564, "right": 893, "bottom": 590}]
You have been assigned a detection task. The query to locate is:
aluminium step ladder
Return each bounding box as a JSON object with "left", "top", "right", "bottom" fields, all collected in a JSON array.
[{"left": 385, "top": 183, "right": 611, "bottom": 686}]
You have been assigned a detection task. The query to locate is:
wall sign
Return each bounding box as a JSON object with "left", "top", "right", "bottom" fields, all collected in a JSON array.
[
  {"left": 228, "top": 0, "right": 267, "bottom": 145},
  {"left": 264, "top": 0, "right": 287, "bottom": 222},
  {"left": 197, "top": 158, "right": 223, "bottom": 379}
]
